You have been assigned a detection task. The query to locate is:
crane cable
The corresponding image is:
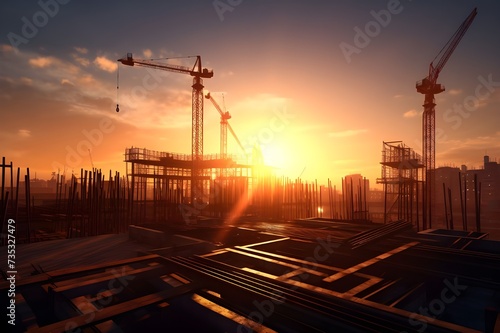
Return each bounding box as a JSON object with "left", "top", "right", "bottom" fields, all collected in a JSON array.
[
  {"left": 430, "top": 11, "right": 472, "bottom": 77},
  {"left": 148, "top": 55, "right": 196, "bottom": 61},
  {"left": 222, "top": 93, "right": 227, "bottom": 113},
  {"left": 116, "top": 64, "right": 120, "bottom": 112}
]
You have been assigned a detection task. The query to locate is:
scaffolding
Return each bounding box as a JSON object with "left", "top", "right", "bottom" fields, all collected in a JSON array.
[
  {"left": 123, "top": 147, "right": 334, "bottom": 224},
  {"left": 377, "top": 141, "right": 424, "bottom": 227},
  {"left": 124, "top": 147, "right": 251, "bottom": 223}
]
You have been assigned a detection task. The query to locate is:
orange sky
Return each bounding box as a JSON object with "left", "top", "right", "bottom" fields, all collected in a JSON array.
[{"left": 1, "top": 1, "right": 500, "bottom": 189}]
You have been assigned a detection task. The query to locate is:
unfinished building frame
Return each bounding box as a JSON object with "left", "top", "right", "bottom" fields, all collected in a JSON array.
[
  {"left": 124, "top": 147, "right": 251, "bottom": 223},
  {"left": 377, "top": 141, "right": 424, "bottom": 228}
]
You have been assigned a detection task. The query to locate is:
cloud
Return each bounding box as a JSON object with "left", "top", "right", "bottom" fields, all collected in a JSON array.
[
  {"left": 448, "top": 89, "right": 463, "bottom": 96},
  {"left": 1, "top": 47, "right": 199, "bottom": 136},
  {"left": 438, "top": 132, "right": 500, "bottom": 164},
  {"left": 293, "top": 123, "right": 327, "bottom": 133},
  {"left": 94, "top": 56, "right": 117, "bottom": 72},
  {"left": 116, "top": 88, "right": 193, "bottom": 129},
  {"left": 74, "top": 47, "right": 88, "bottom": 54},
  {"left": 393, "top": 94, "right": 404, "bottom": 99},
  {"left": 403, "top": 109, "right": 418, "bottom": 118},
  {"left": 442, "top": 133, "right": 500, "bottom": 150},
  {"left": 29, "top": 56, "right": 55, "bottom": 68},
  {"left": 473, "top": 89, "right": 500, "bottom": 109},
  {"left": 73, "top": 54, "right": 90, "bottom": 67},
  {"left": 220, "top": 70, "right": 235, "bottom": 78},
  {"left": 0, "top": 44, "right": 14, "bottom": 53},
  {"left": 20, "top": 77, "right": 33, "bottom": 86},
  {"left": 18, "top": 129, "right": 31, "bottom": 138},
  {"left": 330, "top": 159, "right": 360, "bottom": 165},
  {"left": 61, "top": 79, "right": 74, "bottom": 86},
  {"left": 78, "top": 74, "right": 95, "bottom": 85},
  {"left": 328, "top": 129, "right": 367, "bottom": 138}
]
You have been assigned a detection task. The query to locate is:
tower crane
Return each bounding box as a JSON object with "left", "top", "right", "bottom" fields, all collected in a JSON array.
[
  {"left": 416, "top": 8, "right": 477, "bottom": 228},
  {"left": 117, "top": 53, "right": 213, "bottom": 203},
  {"left": 205, "top": 92, "right": 246, "bottom": 159}
]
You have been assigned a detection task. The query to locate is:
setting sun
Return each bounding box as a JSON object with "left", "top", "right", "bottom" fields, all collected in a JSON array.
[{"left": 261, "top": 142, "right": 289, "bottom": 169}]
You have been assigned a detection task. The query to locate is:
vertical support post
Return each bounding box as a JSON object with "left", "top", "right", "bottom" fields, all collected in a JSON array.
[
  {"left": 1, "top": 157, "right": 5, "bottom": 207},
  {"left": 464, "top": 172, "right": 468, "bottom": 231},
  {"left": 10, "top": 161, "right": 13, "bottom": 213},
  {"left": 15, "top": 167, "right": 20, "bottom": 222},
  {"left": 448, "top": 187, "right": 454, "bottom": 230},
  {"left": 443, "top": 182, "right": 449, "bottom": 229},
  {"left": 474, "top": 173, "right": 480, "bottom": 232},
  {"left": 25, "top": 168, "right": 31, "bottom": 242},
  {"left": 191, "top": 75, "right": 204, "bottom": 207}
]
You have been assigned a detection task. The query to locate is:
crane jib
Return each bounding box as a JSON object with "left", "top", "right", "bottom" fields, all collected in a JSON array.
[
  {"left": 117, "top": 53, "right": 213, "bottom": 78},
  {"left": 116, "top": 51, "right": 213, "bottom": 204},
  {"left": 425, "top": 7, "right": 477, "bottom": 85}
]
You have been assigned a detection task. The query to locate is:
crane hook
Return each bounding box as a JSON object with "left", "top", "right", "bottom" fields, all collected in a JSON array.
[{"left": 116, "top": 64, "right": 120, "bottom": 112}]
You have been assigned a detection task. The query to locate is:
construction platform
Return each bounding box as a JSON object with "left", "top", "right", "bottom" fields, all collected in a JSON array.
[{"left": 1, "top": 219, "right": 499, "bottom": 332}]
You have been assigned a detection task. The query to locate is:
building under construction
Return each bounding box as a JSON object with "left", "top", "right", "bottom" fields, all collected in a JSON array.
[
  {"left": 377, "top": 141, "right": 424, "bottom": 228},
  {"left": 123, "top": 147, "right": 349, "bottom": 225},
  {"left": 124, "top": 147, "right": 252, "bottom": 223}
]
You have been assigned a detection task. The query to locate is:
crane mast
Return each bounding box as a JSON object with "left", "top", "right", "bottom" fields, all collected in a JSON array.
[
  {"left": 205, "top": 92, "right": 231, "bottom": 159},
  {"left": 416, "top": 8, "right": 477, "bottom": 228},
  {"left": 118, "top": 53, "right": 213, "bottom": 204},
  {"left": 205, "top": 92, "right": 247, "bottom": 158}
]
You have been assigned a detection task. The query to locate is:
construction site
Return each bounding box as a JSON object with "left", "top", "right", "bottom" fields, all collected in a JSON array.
[{"left": 1, "top": 6, "right": 500, "bottom": 333}]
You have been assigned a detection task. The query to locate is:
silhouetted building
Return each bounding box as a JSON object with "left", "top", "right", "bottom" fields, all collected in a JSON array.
[
  {"left": 435, "top": 155, "right": 500, "bottom": 233},
  {"left": 368, "top": 188, "right": 384, "bottom": 222},
  {"left": 481, "top": 155, "right": 500, "bottom": 208}
]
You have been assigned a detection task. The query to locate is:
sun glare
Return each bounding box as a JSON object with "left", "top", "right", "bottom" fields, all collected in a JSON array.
[
  {"left": 260, "top": 141, "right": 291, "bottom": 172},
  {"left": 255, "top": 133, "right": 313, "bottom": 179}
]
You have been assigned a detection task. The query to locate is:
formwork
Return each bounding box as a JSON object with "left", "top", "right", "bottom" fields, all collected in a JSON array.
[{"left": 2, "top": 219, "right": 499, "bottom": 332}]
